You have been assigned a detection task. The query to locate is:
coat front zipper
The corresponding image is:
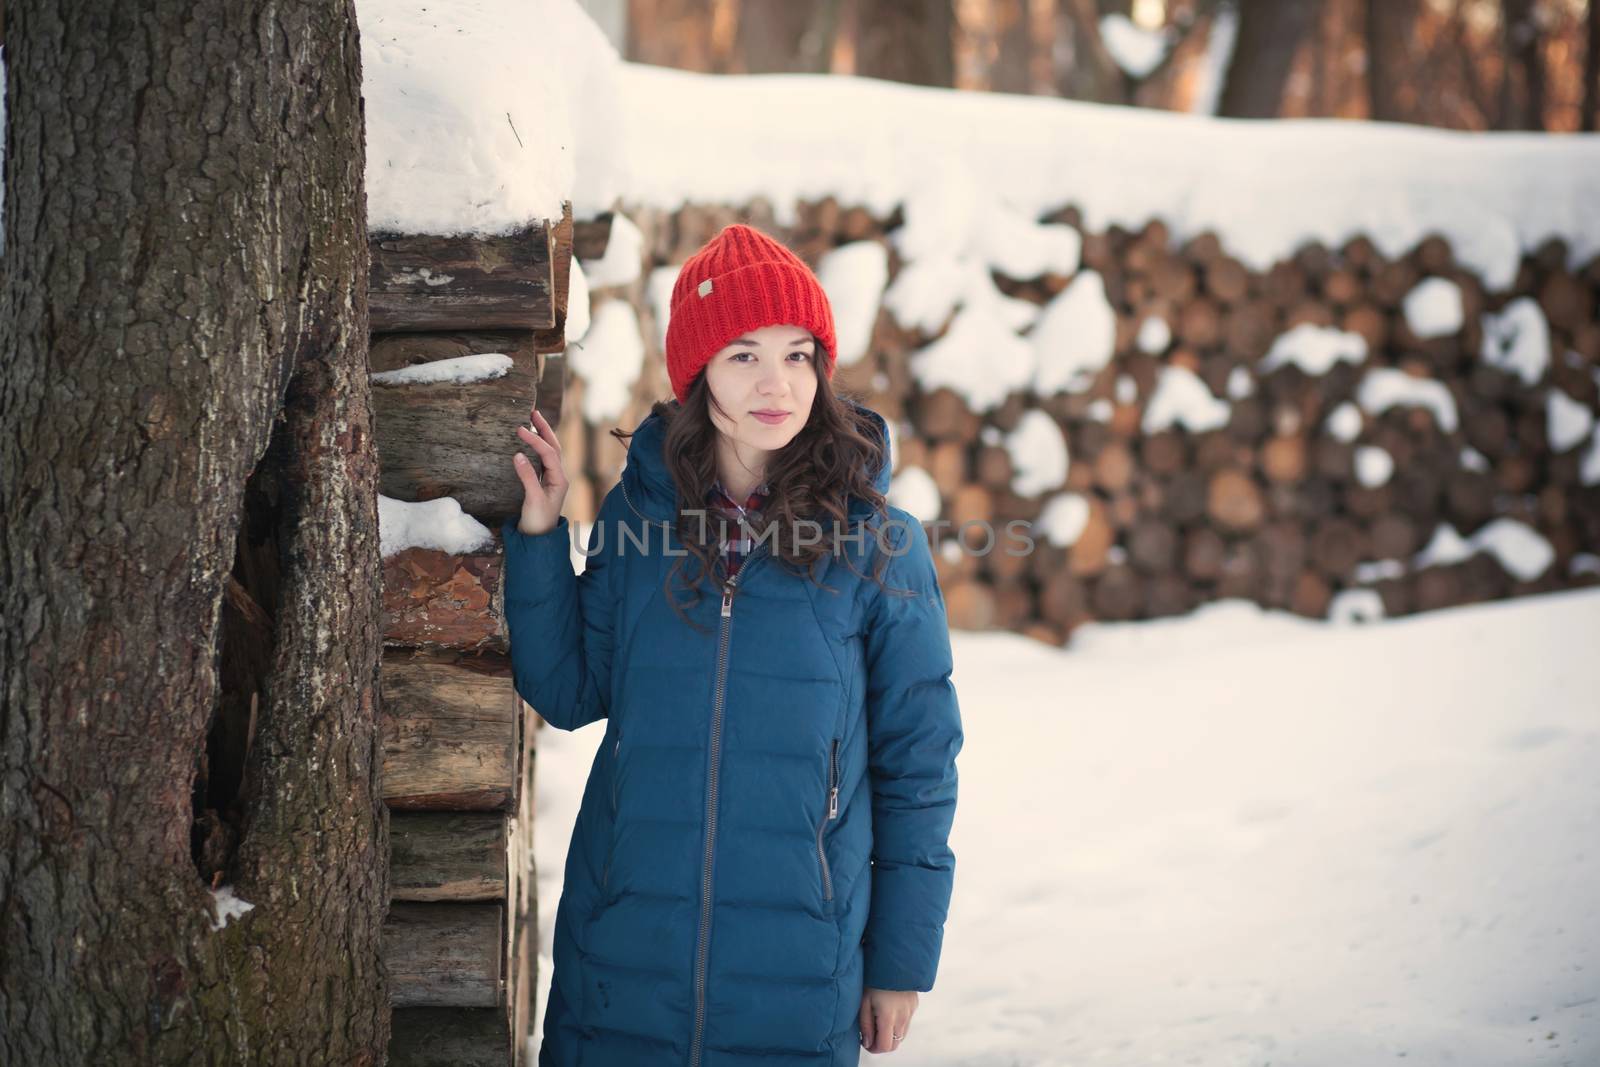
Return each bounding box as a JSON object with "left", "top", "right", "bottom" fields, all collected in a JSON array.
[
  {"left": 816, "top": 737, "right": 839, "bottom": 903},
  {"left": 688, "top": 541, "right": 770, "bottom": 1067}
]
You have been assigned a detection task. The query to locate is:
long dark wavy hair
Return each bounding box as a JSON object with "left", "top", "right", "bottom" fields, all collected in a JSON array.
[{"left": 609, "top": 335, "right": 902, "bottom": 629}]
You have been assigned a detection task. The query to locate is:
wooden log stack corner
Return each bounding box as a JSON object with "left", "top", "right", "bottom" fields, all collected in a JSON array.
[{"left": 372, "top": 202, "right": 607, "bottom": 1066}]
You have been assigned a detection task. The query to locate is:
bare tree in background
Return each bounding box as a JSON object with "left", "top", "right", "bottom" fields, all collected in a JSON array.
[
  {"left": 1053, "top": 0, "right": 1131, "bottom": 102},
  {"left": 629, "top": 0, "right": 738, "bottom": 72},
  {"left": 1586, "top": 0, "right": 1599, "bottom": 131},
  {"left": 991, "top": 0, "right": 1034, "bottom": 94},
  {"left": 856, "top": 0, "right": 956, "bottom": 85},
  {"left": 1219, "top": 0, "right": 1323, "bottom": 117},
  {"left": 737, "top": 0, "right": 840, "bottom": 72},
  {"left": 1500, "top": 0, "right": 1548, "bottom": 127},
  {"left": 1366, "top": 0, "right": 1423, "bottom": 122},
  {"left": 0, "top": 0, "right": 388, "bottom": 1061}
]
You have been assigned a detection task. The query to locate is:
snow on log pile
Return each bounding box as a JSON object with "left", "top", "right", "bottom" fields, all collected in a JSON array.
[{"left": 552, "top": 61, "right": 1600, "bottom": 643}]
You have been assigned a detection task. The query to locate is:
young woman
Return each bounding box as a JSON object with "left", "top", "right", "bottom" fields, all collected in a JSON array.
[{"left": 502, "top": 224, "right": 963, "bottom": 1066}]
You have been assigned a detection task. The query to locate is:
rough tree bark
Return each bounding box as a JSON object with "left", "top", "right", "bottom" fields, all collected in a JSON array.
[
  {"left": 1218, "top": 0, "right": 1323, "bottom": 118},
  {"left": 855, "top": 0, "right": 956, "bottom": 87},
  {"left": 0, "top": 1, "right": 388, "bottom": 1063}
]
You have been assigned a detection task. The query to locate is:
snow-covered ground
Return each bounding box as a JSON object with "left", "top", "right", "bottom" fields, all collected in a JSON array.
[{"left": 529, "top": 587, "right": 1600, "bottom": 1066}]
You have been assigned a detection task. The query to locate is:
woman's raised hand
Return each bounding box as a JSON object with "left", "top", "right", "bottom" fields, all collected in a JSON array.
[{"left": 511, "top": 407, "right": 569, "bottom": 536}]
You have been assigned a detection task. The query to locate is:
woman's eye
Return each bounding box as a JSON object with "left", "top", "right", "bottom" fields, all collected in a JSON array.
[{"left": 789, "top": 350, "right": 812, "bottom": 361}]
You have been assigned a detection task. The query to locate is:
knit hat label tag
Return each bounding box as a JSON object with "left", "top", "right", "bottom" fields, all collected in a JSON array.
[{"left": 698, "top": 279, "right": 714, "bottom": 297}]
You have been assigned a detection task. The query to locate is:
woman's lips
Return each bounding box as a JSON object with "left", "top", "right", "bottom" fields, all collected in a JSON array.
[{"left": 752, "top": 410, "right": 790, "bottom": 424}]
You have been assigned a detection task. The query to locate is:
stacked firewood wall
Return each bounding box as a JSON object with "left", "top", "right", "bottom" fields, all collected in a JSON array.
[
  {"left": 563, "top": 199, "right": 1600, "bottom": 644},
  {"left": 370, "top": 205, "right": 586, "bottom": 1065}
]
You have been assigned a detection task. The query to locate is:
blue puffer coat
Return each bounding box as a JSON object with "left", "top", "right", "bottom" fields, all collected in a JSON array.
[{"left": 501, "top": 398, "right": 963, "bottom": 1067}]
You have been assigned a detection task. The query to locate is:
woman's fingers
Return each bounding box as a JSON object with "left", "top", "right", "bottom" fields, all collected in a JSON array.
[
  {"left": 860, "top": 996, "right": 914, "bottom": 1054},
  {"left": 515, "top": 421, "right": 567, "bottom": 491},
  {"left": 529, "top": 407, "right": 562, "bottom": 456}
]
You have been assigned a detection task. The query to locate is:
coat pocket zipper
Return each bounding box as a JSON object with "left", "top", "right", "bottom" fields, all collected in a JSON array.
[{"left": 816, "top": 737, "right": 839, "bottom": 902}]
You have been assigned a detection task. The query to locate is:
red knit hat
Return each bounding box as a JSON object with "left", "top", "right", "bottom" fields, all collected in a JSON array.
[{"left": 664, "top": 224, "right": 838, "bottom": 404}]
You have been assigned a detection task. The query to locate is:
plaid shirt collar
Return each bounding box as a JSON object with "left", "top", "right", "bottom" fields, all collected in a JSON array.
[
  {"left": 707, "top": 478, "right": 771, "bottom": 517},
  {"left": 707, "top": 478, "right": 771, "bottom": 573}
]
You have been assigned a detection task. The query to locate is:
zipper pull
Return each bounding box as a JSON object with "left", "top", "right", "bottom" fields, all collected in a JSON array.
[
  {"left": 721, "top": 584, "right": 734, "bottom": 617},
  {"left": 828, "top": 786, "right": 839, "bottom": 820}
]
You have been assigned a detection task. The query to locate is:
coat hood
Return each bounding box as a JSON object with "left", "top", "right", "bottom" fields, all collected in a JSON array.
[{"left": 618, "top": 397, "right": 893, "bottom": 527}]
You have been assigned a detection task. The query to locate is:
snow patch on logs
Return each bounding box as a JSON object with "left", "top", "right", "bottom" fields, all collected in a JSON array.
[
  {"left": 1031, "top": 272, "right": 1118, "bottom": 395},
  {"left": 888, "top": 466, "right": 942, "bottom": 521},
  {"left": 1324, "top": 402, "right": 1363, "bottom": 443},
  {"left": 1004, "top": 411, "right": 1070, "bottom": 496},
  {"left": 1142, "top": 366, "right": 1231, "bottom": 434},
  {"left": 1402, "top": 277, "right": 1465, "bottom": 338},
  {"left": 1354, "top": 446, "right": 1394, "bottom": 488},
  {"left": 615, "top": 63, "right": 1600, "bottom": 290},
  {"left": 1355, "top": 368, "right": 1460, "bottom": 433},
  {"left": 1546, "top": 389, "right": 1595, "bottom": 453},
  {"left": 1479, "top": 297, "right": 1551, "bottom": 386},
  {"left": 647, "top": 265, "right": 677, "bottom": 349},
  {"left": 1327, "top": 589, "right": 1386, "bottom": 624},
  {"left": 565, "top": 260, "right": 592, "bottom": 344},
  {"left": 571, "top": 301, "right": 645, "bottom": 422},
  {"left": 1260, "top": 322, "right": 1369, "bottom": 375},
  {"left": 361, "top": 0, "right": 626, "bottom": 232},
  {"left": 1136, "top": 314, "right": 1172, "bottom": 355},
  {"left": 379, "top": 496, "right": 495, "bottom": 559},
  {"left": 1581, "top": 429, "right": 1600, "bottom": 487},
  {"left": 371, "top": 352, "right": 514, "bottom": 387},
  {"left": 1038, "top": 493, "right": 1092, "bottom": 548},
  {"left": 818, "top": 240, "right": 889, "bottom": 367},
  {"left": 1414, "top": 519, "right": 1555, "bottom": 582},
  {"left": 580, "top": 212, "right": 645, "bottom": 289},
  {"left": 910, "top": 302, "right": 1037, "bottom": 412}
]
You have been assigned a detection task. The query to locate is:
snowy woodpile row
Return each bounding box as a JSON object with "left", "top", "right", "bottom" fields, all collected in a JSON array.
[{"left": 560, "top": 199, "right": 1600, "bottom": 643}]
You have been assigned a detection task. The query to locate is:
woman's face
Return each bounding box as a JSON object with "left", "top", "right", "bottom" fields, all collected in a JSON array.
[{"left": 702, "top": 323, "right": 819, "bottom": 456}]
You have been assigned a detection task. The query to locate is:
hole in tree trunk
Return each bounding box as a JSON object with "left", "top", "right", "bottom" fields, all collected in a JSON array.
[{"left": 191, "top": 454, "right": 284, "bottom": 885}]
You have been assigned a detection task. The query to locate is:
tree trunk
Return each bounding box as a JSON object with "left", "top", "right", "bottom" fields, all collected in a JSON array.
[
  {"left": 855, "top": 0, "right": 955, "bottom": 86},
  {"left": 1053, "top": 0, "right": 1131, "bottom": 102},
  {"left": 1365, "top": 0, "right": 1421, "bottom": 122},
  {"left": 627, "top": 0, "right": 734, "bottom": 73},
  {"left": 1499, "top": 0, "right": 1547, "bottom": 129},
  {"left": 0, "top": 1, "right": 387, "bottom": 1063},
  {"left": 1218, "top": 0, "right": 1322, "bottom": 117},
  {"left": 1586, "top": 0, "right": 1599, "bottom": 132},
  {"left": 992, "top": 0, "right": 1034, "bottom": 94},
  {"left": 737, "top": 0, "right": 839, "bottom": 72}
]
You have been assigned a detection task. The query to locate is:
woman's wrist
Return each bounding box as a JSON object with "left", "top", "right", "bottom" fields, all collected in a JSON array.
[{"left": 517, "top": 514, "right": 562, "bottom": 537}]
